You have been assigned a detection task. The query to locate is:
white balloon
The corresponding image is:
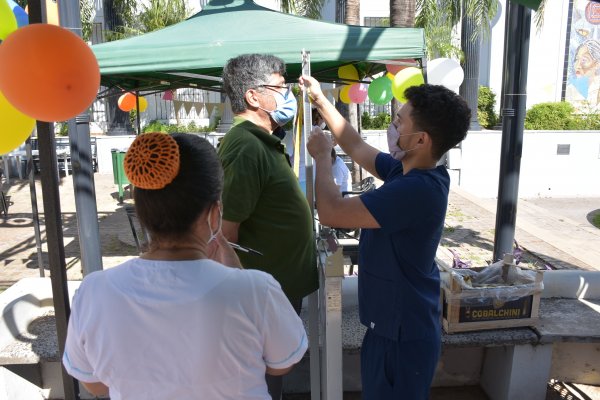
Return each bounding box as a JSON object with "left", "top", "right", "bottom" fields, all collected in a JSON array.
[{"left": 427, "top": 58, "right": 464, "bottom": 89}]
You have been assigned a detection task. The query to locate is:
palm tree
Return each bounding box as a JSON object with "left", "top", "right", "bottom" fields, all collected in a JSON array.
[
  {"left": 390, "top": 0, "right": 415, "bottom": 27},
  {"left": 344, "top": 0, "right": 361, "bottom": 182},
  {"left": 281, "top": 0, "right": 326, "bottom": 19},
  {"left": 390, "top": 0, "right": 416, "bottom": 120}
]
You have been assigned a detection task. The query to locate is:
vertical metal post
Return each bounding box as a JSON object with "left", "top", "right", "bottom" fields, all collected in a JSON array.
[
  {"left": 25, "top": 136, "right": 45, "bottom": 277},
  {"left": 302, "top": 50, "right": 322, "bottom": 400},
  {"left": 59, "top": 0, "right": 103, "bottom": 275},
  {"left": 37, "top": 119, "right": 79, "bottom": 400},
  {"left": 135, "top": 91, "right": 141, "bottom": 135},
  {"left": 28, "top": 0, "right": 78, "bottom": 398},
  {"left": 68, "top": 115, "right": 103, "bottom": 275},
  {"left": 493, "top": 2, "right": 532, "bottom": 261}
]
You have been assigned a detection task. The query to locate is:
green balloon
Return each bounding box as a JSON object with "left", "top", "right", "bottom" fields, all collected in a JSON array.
[
  {"left": 368, "top": 76, "right": 393, "bottom": 105},
  {"left": 0, "top": 0, "right": 18, "bottom": 40}
]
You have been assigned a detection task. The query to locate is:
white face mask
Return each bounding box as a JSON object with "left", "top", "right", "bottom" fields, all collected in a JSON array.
[
  {"left": 207, "top": 205, "right": 223, "bottom": 243},
  {"left": 386, "top": 123, "right": 422, "bottom": 161}
]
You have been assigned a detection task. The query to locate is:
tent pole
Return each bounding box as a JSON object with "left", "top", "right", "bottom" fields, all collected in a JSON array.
[
  {"left": 136, "top": 91, "right": 142, "bottom": 135},
  {"left": 302, "top": 51, "right": 321, "bottom": 400}
]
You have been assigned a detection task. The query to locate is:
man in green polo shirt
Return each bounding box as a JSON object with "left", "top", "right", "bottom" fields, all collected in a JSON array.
[{"left": 218, "top": 54, "right": 318, "bottom": 400}]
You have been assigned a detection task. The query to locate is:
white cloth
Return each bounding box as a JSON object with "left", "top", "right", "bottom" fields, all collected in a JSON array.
[
  {"left": 63, "top": 258, "right": 307, "bottom": 400},
  {"left": 332, "top": 156, "right": 351, "bottom": 193}
]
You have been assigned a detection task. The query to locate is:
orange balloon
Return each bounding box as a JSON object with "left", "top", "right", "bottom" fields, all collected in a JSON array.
[
  {"left": 0, "top": 24, "right": 100, "bottom": 122},
  {"left": 118, "top": 93, "right": 136, "bottom": 112}
]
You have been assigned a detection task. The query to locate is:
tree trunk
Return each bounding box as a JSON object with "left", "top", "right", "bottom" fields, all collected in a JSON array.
[
  {"left": 390, "top": 0, "right": 415, "bottom": 27},
  {"left": 459, "top": 4, "right": 482, "bottom": 131},
  {"left": 389, "top": 0, "right": 416, "bottom": 121}
]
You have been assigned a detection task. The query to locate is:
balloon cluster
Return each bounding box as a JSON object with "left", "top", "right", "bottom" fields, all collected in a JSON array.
[
  {"left": 118, "top": 93, "right": 148, "bottom": 112},
  {"left": 338, "top": 58, "right": 464, "bottom": 108},
  {"left": 337, "top": 65, "right": 367, "bottom": 104},
  {"left": 0, "top": 0, "right": 100, "bottom": 155},
  {"left": 337, "top": 61, "right": 425, "bottom": 106}
]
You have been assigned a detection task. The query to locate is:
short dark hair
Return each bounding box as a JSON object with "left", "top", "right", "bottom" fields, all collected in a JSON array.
[
  {"left": 222, "top": 54, "right": 286, "bottom": 113},
  {"left": 133, "top": 134, "right": 223, "bottom": 240},
  {"left": 404, "top": 84, "right": 471, "bottom": 160}
]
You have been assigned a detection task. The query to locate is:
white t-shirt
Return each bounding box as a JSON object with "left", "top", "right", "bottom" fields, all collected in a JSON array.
[
  {"left": 63, "top": 258, "right": 307, "bottom": 400},
  {"left": 332, "top": 156, "right": 352, "bottom": 193}
]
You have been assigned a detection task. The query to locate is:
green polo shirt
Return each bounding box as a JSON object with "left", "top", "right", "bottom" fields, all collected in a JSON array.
[{"left": 218, "top": 116, "right": 318, "bottom": 301}]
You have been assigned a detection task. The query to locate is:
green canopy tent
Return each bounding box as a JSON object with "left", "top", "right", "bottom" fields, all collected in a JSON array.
[{"left": 92, "top": 0, "right": 426, "bottom": 93}]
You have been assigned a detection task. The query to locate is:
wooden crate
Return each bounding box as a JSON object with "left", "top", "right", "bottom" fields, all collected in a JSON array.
[{"left": 441, "top": 268, "right": 543, "bottom": 334}]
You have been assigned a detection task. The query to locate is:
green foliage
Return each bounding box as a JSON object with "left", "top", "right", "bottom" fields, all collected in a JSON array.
[
  {"left": 106, "top": 0, "right": 191, "bottom": 41},
  {"left": 280, "top": 0, "right": 325, "bottom": 19},
  {"left": 524, "top": 102, "right": 600, "bottom": 130},
  {"left": 361, "top": 112, "right": 391, "bottom": 130},
  {"left": 55, "top": 122, "right": 69, "bottom": 136},
  {"left": 143, "top": 120, "right": 170, "bottom": 133},
  {"left": 593, "top": 213, "right": 600, "bottom": 229},
  {"left": 477, "top": 86, "right": 498, "bottom": 129},
  {"left": 525, "top": 102, "right": 575, "bottom": 130},
  {"left": 142, "top": 120, "right": 216, "bottom": 133},
  {"left": 80, "top": 0, "right": 94, "bottom": 42}
]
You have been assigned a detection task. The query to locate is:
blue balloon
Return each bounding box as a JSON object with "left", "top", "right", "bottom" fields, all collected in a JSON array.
[{"left": 7, "top": 0, "right": 28, "bottom": 27}]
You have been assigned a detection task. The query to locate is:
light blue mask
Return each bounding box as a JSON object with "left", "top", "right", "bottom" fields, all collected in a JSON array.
[{"left": 260, "top": 88, "right": 298, "bottom": 126}]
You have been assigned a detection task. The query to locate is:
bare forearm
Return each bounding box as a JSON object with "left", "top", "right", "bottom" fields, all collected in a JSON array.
[
  {"left": 311, "top": 93, "right": 380, "bottom": 177},
  {"left": 311, "top": 95, "right": 363, "bottom": 155},
  {"left": 82, "top": 381, "right": 109, "bottom": 397},
  {"left": 313, "top": 154, "right": 344, "bottom": 227}
]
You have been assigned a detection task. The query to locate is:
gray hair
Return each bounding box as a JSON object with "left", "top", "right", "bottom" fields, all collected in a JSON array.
[
  {"left": 222, "top": 54, "right": 286, "bottom": 113},
  {"left": 580, "top": 40, "right": 600, "bottom": 62}
]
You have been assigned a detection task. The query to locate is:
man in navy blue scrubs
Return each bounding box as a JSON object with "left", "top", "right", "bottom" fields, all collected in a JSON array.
[{"left": 300, "top": 76, "right": 471, "bottom": 399}]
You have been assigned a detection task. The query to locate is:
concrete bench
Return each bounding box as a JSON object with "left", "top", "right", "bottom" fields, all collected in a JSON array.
[
  {"left": 286, "top": 270, "right": 600, "bottom": 400},
  {"left": 2, "top": 271, "right": 599, "bottom": 400}
]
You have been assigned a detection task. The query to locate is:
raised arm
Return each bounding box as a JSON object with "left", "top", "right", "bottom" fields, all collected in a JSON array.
[{"left": 299, "top": 75, "right": 381, "bottom": 179}]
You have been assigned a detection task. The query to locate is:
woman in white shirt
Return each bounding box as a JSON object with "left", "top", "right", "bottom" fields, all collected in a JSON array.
[{"left": 63, "top": 133, "right": 307, "bottom": 400}]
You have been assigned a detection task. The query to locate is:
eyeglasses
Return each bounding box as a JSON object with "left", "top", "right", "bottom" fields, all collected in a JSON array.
[{"left": 259, "top": 83, "right": 293, "bottom": 96}]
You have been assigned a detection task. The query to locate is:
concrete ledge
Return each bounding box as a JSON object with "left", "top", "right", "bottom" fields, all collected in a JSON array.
[{"left": 536, "top": 298, "right": 600, "bottom": 343}]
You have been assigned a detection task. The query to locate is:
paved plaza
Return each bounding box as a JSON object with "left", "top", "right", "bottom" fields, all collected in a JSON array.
[
  {"left": 1, "top": 172, "right": 600, "bottom": 289},
  {"left": 1, "top": 172, "right": 600, "bottom": 399}
]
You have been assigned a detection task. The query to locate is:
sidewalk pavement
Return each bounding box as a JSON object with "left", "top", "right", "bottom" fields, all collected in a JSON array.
[
  {"left": 1, "top": 173, "right": 600, "bottom": 399},
  {"left": 442, "top": 187, "right": 600, "bottom": 271},
  {"left": 1, "top": 173, "right": 600, "bottom": 290}
]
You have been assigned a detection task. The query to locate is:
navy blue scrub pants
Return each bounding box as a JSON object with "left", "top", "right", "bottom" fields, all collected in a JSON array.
[{"left": 360, "top": 329, "right": 441, "bottom": 400}]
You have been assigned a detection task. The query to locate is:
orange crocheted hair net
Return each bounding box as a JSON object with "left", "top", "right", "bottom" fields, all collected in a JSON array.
[{"left": 124, "top": 133, "right": 180, "bottom": 190}]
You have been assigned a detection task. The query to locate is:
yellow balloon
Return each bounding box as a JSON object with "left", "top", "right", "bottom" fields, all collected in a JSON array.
[
  {"left": 391, "top": 67, "right": 425, "bottom": 103},
  {"left": 338, "top": 64, "right": 359, "bottom": 83},
  {"left": 0, "top": 0, "right": 18, "bottom": 40},
  {"left": 0, "top": 90, "right": 35, "bottom": 155},
  {"left": 138, "top": 96, "right": 148, "bottom": 112},
  {"left": 339, "top": 85, "right": 352, "bottom": 104}
]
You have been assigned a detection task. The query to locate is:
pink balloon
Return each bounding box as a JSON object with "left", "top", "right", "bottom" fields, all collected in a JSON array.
[
  {"left": 348, "top": 83, "right": 368, "bottom": 103},
  {"left": 162, "top": 90, "right": 174, "bottom": 101}
]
